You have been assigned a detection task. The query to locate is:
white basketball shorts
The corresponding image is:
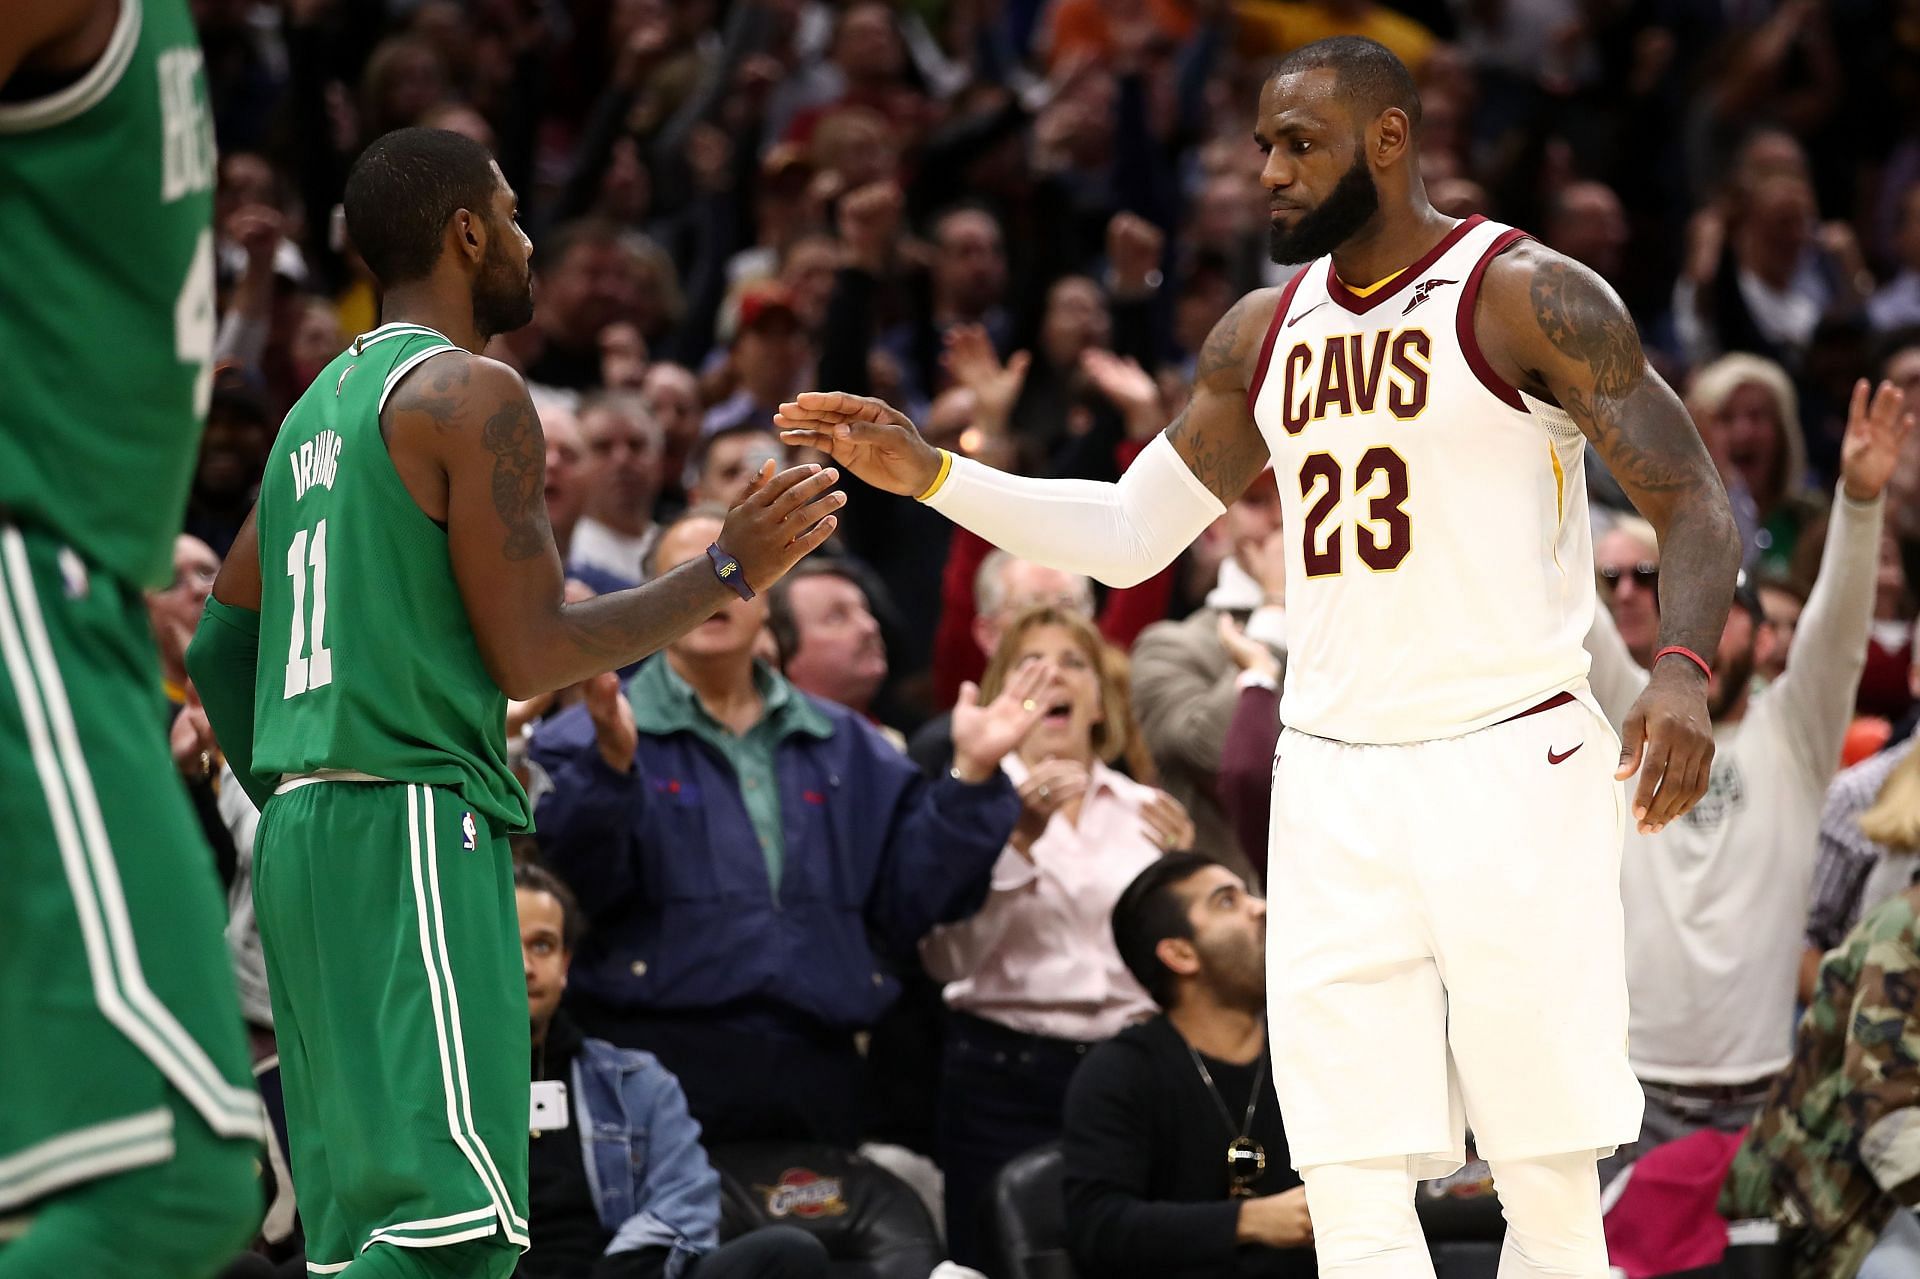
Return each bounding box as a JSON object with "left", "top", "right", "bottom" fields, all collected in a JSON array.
[{"left": 1265, "top": 689, "right": 1645, "bottom": 1177}]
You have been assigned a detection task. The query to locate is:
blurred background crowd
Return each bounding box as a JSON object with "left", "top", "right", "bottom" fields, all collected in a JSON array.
[{"left": 149, "top": 0, "right": 1920, "bottom": 1275}]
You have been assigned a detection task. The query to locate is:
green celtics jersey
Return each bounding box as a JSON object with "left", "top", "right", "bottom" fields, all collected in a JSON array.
[
  {"left": 0, "top": 0, "right": 218, "bottom": 589},
  {"left": 252, "top": 325, "right": 530, "bottom": 831}
]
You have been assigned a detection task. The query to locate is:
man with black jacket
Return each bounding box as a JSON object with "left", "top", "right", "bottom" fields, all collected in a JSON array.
[{"left": 1062, "top": 853, "right": 1315, "bottom": 1278}]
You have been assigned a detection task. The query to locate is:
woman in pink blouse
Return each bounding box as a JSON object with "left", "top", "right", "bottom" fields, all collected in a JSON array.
[{"left": 921, "top": 605, "right": 1195, "bottom": 1266}]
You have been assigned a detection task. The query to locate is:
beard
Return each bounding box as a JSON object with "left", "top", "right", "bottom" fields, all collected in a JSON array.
[
  {"left": 1708, "top": 640, "right": 1757, "bottom": 720},
  {"left": 1193, "top": 929, "right": 1266, "bottom": 1012},
  {"left": 474, "top": 233, "right": 536, "bottom": 339},
  {"left": 1269, "top": 154, "right": 1382, "bottom": 265}
]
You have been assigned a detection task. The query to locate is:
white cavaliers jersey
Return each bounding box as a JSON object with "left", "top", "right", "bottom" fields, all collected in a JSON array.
[{"left": 1248, "top": 216, "right": 1595, "bottom": 744}]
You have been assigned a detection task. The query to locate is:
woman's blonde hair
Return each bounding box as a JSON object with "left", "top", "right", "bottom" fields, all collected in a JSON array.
[
  {"left": 1860, "top": 744, "right": 1920, "bottom": 850},
  {"left": 979, "top": 605, "right": 1135, "bottom": 768},
  {"left": 1685, "top": 353, "right": 1807, "bottom": 507}
]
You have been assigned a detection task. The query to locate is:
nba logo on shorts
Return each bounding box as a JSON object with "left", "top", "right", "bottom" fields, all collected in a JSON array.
[{"left": 461, "top": 812, "right": 477, "bottom": 851}]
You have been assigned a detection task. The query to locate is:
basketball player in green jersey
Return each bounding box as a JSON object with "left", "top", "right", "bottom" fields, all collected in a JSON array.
[
  {"left": 0, "top": 2, "right": 268, "bottom": 1277},
  {"left": 184, "top": 127, "right": 844, "bottom": 1279}
]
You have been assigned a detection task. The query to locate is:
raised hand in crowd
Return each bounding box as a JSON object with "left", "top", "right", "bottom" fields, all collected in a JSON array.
[
  {"left": 838, "top": 180, "right": 905, "bottom": 276},
  {"left": 1235, "top": 1185, "right": 1314, "bottom": 1248},
  {"left": 1838, "top": 377, "right": 1916, "bottom": 503},
  {"left": 1105, "top": 211, "right": 1166, "bottom": 300},
  {"left": 611, "top": 3, "right": 674, "bottom": 89},
  {"left": 1080, "top": 348, "right": 1162, "bottom": 440},
  {"left": 944, "top": 325, "right": 1031, "bottom": 431},
  {"left": 950, "top": 660, "right": 1057, "bottom": 783}
]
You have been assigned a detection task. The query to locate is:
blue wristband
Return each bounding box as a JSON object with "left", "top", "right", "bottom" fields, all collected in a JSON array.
[{"left": 706, "top": 543, "right": 754, "bottom": 600}]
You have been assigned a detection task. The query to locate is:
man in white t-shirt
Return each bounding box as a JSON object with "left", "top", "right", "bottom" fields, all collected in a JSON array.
[{"left": 1587, "top": 389, "right": 1908, "bottom": 1165}]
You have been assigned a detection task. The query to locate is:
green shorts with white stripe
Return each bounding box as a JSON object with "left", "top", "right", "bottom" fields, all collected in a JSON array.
[
  {"left": 0, "top": 523, "right": 264, "bottom": 1214},
  {"left": 254, "top": 777, "right": 528, "bottom": 1274}
]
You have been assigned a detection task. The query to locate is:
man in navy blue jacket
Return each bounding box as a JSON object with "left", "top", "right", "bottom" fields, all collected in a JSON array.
[{"left": 529, "top": 508, "right": 1048, "bottom": 1146}]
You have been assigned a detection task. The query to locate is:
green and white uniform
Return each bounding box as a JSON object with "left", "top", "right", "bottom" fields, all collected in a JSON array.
[
  {"left": 0, "top": 0, "right": 265, "bottom": 1249},
  {"left": 249, "top": 325, "right": 530, "bottom": 1273}
]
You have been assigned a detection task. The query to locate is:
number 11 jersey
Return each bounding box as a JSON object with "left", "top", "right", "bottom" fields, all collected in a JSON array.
[
  {"left": 1249, "top": 216, "right": 1596, "bottom": 746},
  {"left": 253, "top": 325, "right": 530, "bottom": 830}
]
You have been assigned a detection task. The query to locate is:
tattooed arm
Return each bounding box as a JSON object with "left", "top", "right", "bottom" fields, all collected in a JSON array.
[
  {"left": 1478, "top": 243, "right": 1742, "bottom": 832},
  {"left": 773, "top": 290, "right": 1278, "bottom": 585},
  {"left": 1161, "top": 289, "right": 1283, "bottom": 503},
  {"left": 777, "top": 289, "right": 1278, "bottom": 505},
  {"left": 385, "top": 353, "right": 843, "bottom": 699}
]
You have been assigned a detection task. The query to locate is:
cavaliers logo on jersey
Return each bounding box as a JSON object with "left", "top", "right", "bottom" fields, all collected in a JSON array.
[{"left": 1401, "top": 278, "right": 1457, "bottom": 316}]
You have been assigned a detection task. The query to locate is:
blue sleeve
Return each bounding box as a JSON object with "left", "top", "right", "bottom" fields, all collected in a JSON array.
[
  {"left": 529, "top": 704, "right": 647, "bottom": 912},
  {"left": 605, "top": 1063, "right": 721, "bottom": 1270},
  {"left": 864, "top": 729, "right": 1021, "bottom": 957}
]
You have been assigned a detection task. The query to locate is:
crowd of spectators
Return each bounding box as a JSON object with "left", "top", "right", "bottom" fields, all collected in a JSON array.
[{"left": 153, "top": 0, "right": 1920, "bottom": 1274}]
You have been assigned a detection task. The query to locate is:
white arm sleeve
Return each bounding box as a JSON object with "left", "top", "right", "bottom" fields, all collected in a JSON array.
[{"left": 922, "top": 433, "right": 1229, "bottom": 588}]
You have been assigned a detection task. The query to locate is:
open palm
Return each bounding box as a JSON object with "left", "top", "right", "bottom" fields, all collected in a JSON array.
[
  {"left": 1841, "top": 378, "right": 1916, "bottom": 502},
  {"left": 951, "top": 661, "right": 1056, "bottom": 774}
]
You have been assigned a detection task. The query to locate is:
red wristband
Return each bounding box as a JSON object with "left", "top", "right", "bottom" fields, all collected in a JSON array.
[{"left": 1654, "top": 645, "right": 1712, "bottom": 679}]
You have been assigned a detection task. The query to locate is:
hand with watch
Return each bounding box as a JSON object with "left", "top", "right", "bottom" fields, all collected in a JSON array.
[{"left": 702, "top": 459, "right": 848, "bottom": 601}]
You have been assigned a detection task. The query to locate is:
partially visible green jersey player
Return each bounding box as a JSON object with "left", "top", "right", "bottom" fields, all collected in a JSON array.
[
  {"left": 186, "top": 129, "right": 845, "bottom": 1278},
  {"left": 0, "top": 1, "right": 266, "bottom": 1276}
]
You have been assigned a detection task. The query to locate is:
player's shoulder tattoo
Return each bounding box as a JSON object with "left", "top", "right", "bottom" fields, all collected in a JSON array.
[
  {"left": 385, "top": 349, "right": 476, "bottom": 430},
  {"left": 1518, "top": 247, "right": 1641, "bottom": 402},
  {"left": 474, "top": 374, "right": 549, "bottom": 563},
  {"left": 1498, "top": 244, "right": 1710, "bottom": 498},
  {"left": 1195, "top": 288, "right": 1283, "bottom": 388},
  {"left": 1167, "top": 288, "right": 1280, "bottom": 503}
]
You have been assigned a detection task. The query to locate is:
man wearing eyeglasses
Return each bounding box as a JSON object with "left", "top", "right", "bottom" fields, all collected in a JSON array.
[
  {"left": 1061, "top": 853, "right": 1315, "bottom": 1279},
  {"left": 1585, "top": 380, "right": 1912, "bottom": 1178},
  {"left": 1594, "top": 516, "right": 1661, "bottom": 669}
]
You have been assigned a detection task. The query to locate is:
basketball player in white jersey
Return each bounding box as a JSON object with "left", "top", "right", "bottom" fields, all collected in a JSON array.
[{"left": 778, "top": 37, "right": 1743, "bottom": 1278}]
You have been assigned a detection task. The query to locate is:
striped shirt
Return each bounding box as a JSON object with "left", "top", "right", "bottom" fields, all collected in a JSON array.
[{"left": 1805, "top": 735, "right": 1920, "bottom": 952}]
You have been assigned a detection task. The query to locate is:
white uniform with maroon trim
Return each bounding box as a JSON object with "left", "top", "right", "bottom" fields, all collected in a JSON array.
[{"left": 1250, "top": 215, "right": 1644, "bottom": 1175}]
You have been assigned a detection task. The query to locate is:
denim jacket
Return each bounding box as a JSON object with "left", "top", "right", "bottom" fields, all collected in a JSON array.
[{"left": 573, "top": 1033, "right": 721, "bottom": 1278}]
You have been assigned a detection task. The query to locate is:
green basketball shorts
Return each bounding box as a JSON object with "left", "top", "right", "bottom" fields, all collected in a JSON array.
[
  {"left": 253, "top": 778, "right": 528, "bottom": 1274},
  {"left": 0, "top": 522, "right": 263, "bottom": 1214}
]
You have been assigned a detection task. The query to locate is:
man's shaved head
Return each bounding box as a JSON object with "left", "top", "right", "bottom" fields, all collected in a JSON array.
[{"left": 1268, "top": 36, "right": 1421, "bottom": 131}]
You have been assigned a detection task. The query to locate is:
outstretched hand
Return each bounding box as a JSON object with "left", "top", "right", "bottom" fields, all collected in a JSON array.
[
  {"left": 776, "top": 393, "right": 944, "bottom": 498},
  {"left": 717, "top": 460, "right": 846, "bottom": 590}
]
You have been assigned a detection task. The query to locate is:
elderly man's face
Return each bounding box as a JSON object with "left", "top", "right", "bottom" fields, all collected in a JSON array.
[
  {"left": 1596, "top": 527, "right": 1660, "bottom": 665},
  {"left": 784, "top": 573, "right": 887, "bottom": 710}
]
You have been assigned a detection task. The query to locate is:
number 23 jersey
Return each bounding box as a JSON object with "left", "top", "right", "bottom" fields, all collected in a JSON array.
[
  {"left": 1249, "top": 216, "right": 1596, "bottom": 746},
  {"left": 252, "top": 326, "right": 530, "bottom": 831}
]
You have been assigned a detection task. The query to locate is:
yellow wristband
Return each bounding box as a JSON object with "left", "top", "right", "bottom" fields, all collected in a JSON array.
[{"left": 915, "top": 449, "right": 955, "bottom": 503}]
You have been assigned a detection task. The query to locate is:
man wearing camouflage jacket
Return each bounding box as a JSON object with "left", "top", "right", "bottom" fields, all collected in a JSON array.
[{"left": 1721, "top": 884, "right": 1920, "bottom": 1278}]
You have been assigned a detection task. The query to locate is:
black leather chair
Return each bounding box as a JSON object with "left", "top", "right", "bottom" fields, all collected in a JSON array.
[
  {"left": 708, "top": 1141, "right": 943, "bottom": 1279},
  {"left": 984, "top": 1142, "right": 1081, "bottom": 1279}
]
